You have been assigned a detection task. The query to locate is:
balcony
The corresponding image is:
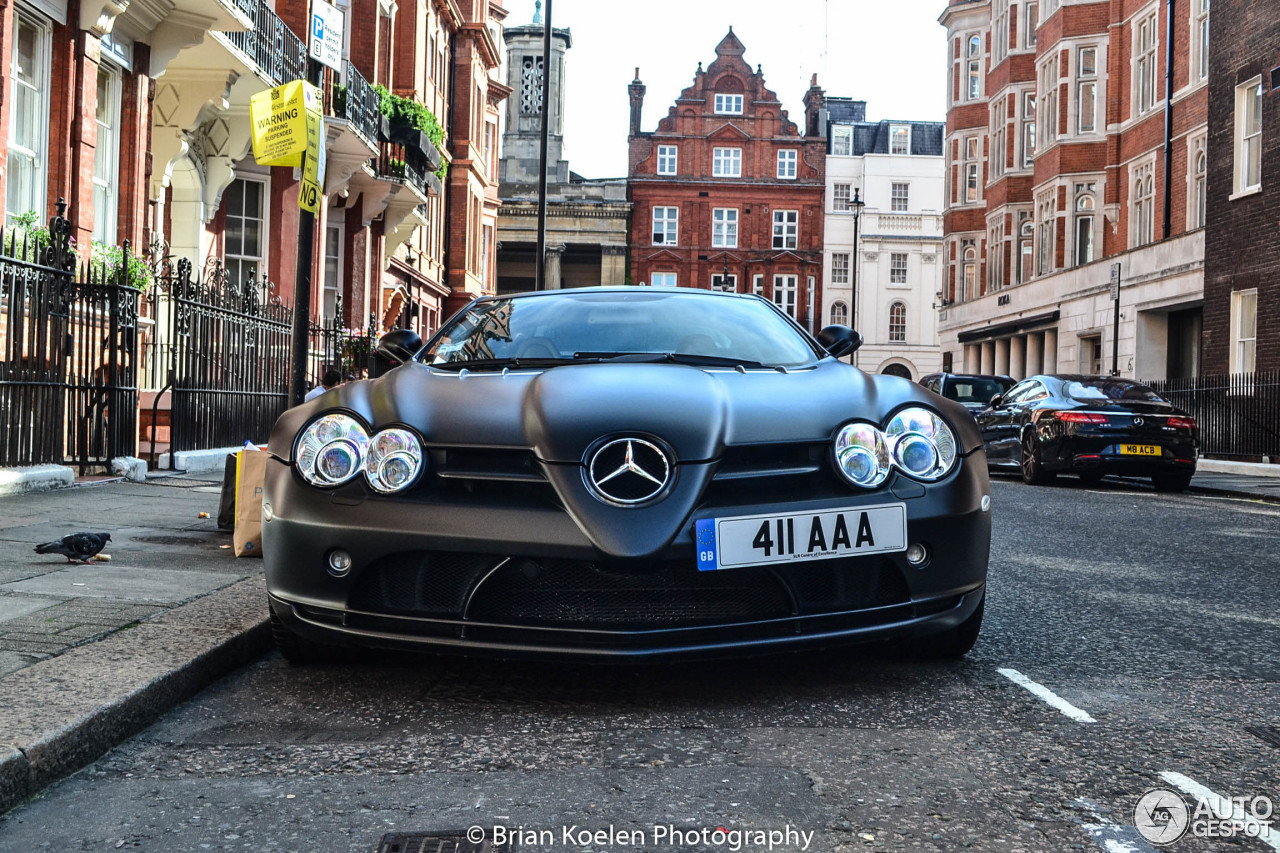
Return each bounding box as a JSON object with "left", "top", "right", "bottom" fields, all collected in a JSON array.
[
  {"left": 321, "top": 62, "right": 382, "bottom": 195},
  {"left": 217, "top": 0, "right": 304, "bottom": 86},
  {"left": 375, "top": 141, "right": 441, "bottom": 254}
]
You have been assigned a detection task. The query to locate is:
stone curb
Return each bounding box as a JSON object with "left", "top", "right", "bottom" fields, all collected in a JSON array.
[
  {"left": 0, "top": 464, "right": 76, "bottom": 497},
  {"left": 0, "top": 577, "right": 270, "bottom": 814},
  {"left": 1196, "top": 458, "right": 1279, "bottom": 476},
  {"left": 158, "top": 446, "right": 258, "bottom": 474}
]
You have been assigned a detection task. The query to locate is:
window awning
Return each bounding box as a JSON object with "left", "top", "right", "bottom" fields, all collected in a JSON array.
[{"left": 956, "top": 310, "right": 1060, "bottom": 344}]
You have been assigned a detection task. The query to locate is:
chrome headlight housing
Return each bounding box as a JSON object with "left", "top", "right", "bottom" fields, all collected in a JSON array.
[
  {"left": 885, "top": 407, "right": 958, "bottom": 481},
  {"left": 295, "top": 413, "right": 369, "bottom": 487},
  {"left": 833, "top": 422, "right": 892, "bottom": 488},
  {"left": 364, "top": 428, "right": 425, "bottom": 494}
]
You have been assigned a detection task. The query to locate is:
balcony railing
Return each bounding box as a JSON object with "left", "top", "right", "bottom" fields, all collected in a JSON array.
[
  {"left": 219, "top": 0, "right": 304, "bottom": 86},
  {"left": 377, "top": 141, "right": 442, "bottom": 199},
  {"left": 322, "top": 61, "right": 381, "bottom": 148}
]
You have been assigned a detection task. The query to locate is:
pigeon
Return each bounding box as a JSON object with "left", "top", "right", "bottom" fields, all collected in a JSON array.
[{"left": 34, "top": 532, "right": 112, "bottom": 564}]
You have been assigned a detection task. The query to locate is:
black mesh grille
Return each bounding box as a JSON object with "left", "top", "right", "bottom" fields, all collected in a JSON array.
[
  {"left": 466, "top": 558, "right": 793, "bottom": 628},
  {"left": 349, "top": 552, "right": 498, "bottom": 615},
  {"left": 784, "top": 558, "right": 911, "bottom": 613}
]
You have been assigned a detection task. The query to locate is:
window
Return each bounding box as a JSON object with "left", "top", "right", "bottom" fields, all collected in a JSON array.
[
  {"left": 224, "top": 179, "right": 267, "bottom": 290},
  {"left": 1074, "top": 182, "right": 1096, "bottom": 266},
  {"left": 831, "top": 301, "right": 848, "bottom": 326},
  {"left": 6, "top": 12, "right": 50, "bottom": 224},
  {"left": 1021, "top": 91, "right": 1037, "bottom": 168},
  {"left": 1135, "top": 11, "right": 1159, "bottom": 116},
  {"left": 323, "top": 222, "right": 344, "bottom": 322},
  {"left": 890, "top": 125, "right": 911, "bottom": 155},
  {"left": 993, "top": 0, "right": 1009, "bottom": 64},
  {"left": 963, "top": 246, "right": 978, "bottom": 300},
  {"left": 773, "top": 210, "right": 798, "bottom": 250},
  {"left": 890, "top": 253, "right": 908, "bottom": 285},
  {"left": 714, "top": 93, "right": 743, "bottom": 114},
  {"left": 713, "top": 147, "right": 742, "bottom": 177},
  {"left": 1132, "top": 162, "right": 1155, "bottom": 247},
  {"left": 988, "top": 218, "right": 1005, "bottom": 292},
  {"left": 650, "top": 272, "right": 677, "bottom": 287},
  {"left": 831, "top": 252, "right": 850, "bottom": 284},
  {"left": 751, "top": 274, "right": 764, "bottom": 296},
  {"left": 1229, "top": 289, "right": 1257, "bottom": 374},
  {"left": 712, "top": 208, "right": 738, "bottom": 248},
  {"left": 92, "top": 64, "right": 122, "bottom": 244},
  {"left": 1037, "top": 190, "right": 1055, "bottom": 275},
  {"left": 964, "top": 136, "right": 981, "bottom": 203},
  {"left": 520, "top": 56, "right": 544, "bottom": 115},
  {"left": 833, "top": 183, "right": 851, "bottom": 211},
  {"left": 652, "top": 206, "right": 678, "bottom": 245},
  {"left": 1025, "top": 0, "right": 1039, "bottom": 48},
  {"left": 890, "top": 183, "right": 910, "bottom": 212},
  {"left": 1077, "top": 47, "right": 1097, "bottom": 134},
  {"left": 832, "top": 125, "right": 853, "bottom": 156},
  {"left": 1039, "top": 54, "right": 1058, "bottom": 147},
  {"left": 990, "top": 102, "right": 1006, "bottom": 179},
  {"left": 1018, "top": 218, "right": 1034, "bottom": 283},
  {"left": 1192, "top": 0, "right": 1209, "bottom": 83},
  {"left": 777, "top": 149, "right": 797, "bottom": 179},
  {"left": 710, "top": 273, "right": 736, "bottom": 292},
  {"left": 1236, "top": 78, "right": 1263, "bottom": 194},
  {"left": 889, "top": 302, "right": 907, "bottom": 343},
  {"left": 1191, "top": 137, "right": 1207, "bottom": 228},
  {"left": 967, "top": 35, "right": 983, "bottom": 100},
  {"left": 657, "top": 145, "right": 677, "bottom": 175},
  {"left": 772, "top": 275, "right": 798, "bottom": 317}
]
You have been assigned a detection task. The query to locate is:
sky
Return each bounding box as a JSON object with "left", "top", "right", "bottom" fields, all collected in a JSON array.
[{"left": 504, "top": 0, "right": 950, "bottom": 179}]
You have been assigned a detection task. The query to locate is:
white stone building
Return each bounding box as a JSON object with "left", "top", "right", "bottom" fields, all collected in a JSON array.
[{"left": 821, "top": 100, "right": 946, "bottom": 381}]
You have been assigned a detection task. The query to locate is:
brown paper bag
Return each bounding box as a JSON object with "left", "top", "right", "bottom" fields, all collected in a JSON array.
[{"left": 233, "top": 450, "right": 267, "bottom": 557}]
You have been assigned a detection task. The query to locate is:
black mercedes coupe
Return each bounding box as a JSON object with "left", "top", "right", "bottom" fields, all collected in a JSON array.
[
  {"left": 262, "top": 288, "right": 992, "bottom": 662},
  {"left": 976, "top": 374, "right": 1199, "bottom": 490}
]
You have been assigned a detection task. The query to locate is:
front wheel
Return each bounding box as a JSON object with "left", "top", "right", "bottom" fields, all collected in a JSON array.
[{"left": 1020, "top": 431, "right": 1056, "bottom": 485}]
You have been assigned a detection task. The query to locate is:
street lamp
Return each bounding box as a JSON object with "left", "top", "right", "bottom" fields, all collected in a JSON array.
[
  {"left": 849, "top": 187, "right": 866, "bottom": 337},
  {"left": 720, "top": 253, "right": 731, "bottom": 292}
]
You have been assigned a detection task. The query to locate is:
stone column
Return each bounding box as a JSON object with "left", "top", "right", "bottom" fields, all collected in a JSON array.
[
  {"left": 980, "top": 341, "right": 995, "bottom": 374},
  {"left": 544, "top": 244, "right": 565, "bottom": 290},
  {"left": 601, "top": 245, "right": 626, "bottom": 286},
  {"left": 994, "top": 338, "right": 1010, "bottom": 375},
  {"left": 1043, "top": 328, "right": 1059, "bottom": 373},
  {"left": 1009, "top": 335, "right": 1026, "bottom": 380},
  {"left": 1026, "top": 332, "right": 1044, "bottom": 376},
  {"left": 965, "top": 344, "right": 981, "bottom": 373}
]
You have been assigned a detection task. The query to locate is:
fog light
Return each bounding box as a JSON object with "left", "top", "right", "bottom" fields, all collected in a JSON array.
[
  {"left": 905, "top": 543, "right": 928, "bottom": 567},
  {"left": 326, "top": 549, "right": 353, "bottom": 577},
  {"left": 262, "top": 502, "right": 274, "bottom": 522}
]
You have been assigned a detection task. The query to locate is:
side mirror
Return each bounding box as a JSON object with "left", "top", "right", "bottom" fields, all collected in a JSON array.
[
  {"left": 376, "top": 328, "right": 424, "bottom": 365},
  {"left": 816, "top": 325, "right": 863, "bottom": 358},
  {"left": 989, "top": 393, "right": 1004, "bottom": 408}
]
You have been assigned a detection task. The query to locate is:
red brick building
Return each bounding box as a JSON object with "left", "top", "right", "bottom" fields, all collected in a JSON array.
[
  {"left": 626, "top": 30, "right": 827, "bottom": 332},
  {"left": 1203, "top": 0, "right": 1276, "bottom": 374},
  {"left": 939, "top": 0, "right": 1207, "bottom": 381}
]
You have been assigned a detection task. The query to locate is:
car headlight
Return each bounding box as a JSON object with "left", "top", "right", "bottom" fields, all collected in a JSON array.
[
  {"left": 885, "top": 407, "right": 957, "bottom": 481},
  {"left": 364, "top": 428, "right": 425, "bottom": 494},
  {"left": 834, "top": 422, "right": 892, "bottom": 488},
  {"left": 295, "top": 413, "right": 369, "bottom": 487}
]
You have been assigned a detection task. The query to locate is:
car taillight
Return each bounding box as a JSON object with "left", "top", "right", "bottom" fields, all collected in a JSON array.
[
  {"left": 1166, "top": 416, "right": 1197, "bottom": 430},
  {"left": 1055, "top": 411, "right": 1108, "bottom": 424}
]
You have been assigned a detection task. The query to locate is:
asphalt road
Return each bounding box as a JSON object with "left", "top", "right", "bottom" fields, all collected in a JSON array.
[{"left": 3, "top": 477, "right": 1279, "bottom": 852}]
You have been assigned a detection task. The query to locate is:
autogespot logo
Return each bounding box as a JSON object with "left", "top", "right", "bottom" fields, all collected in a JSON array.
[{"left": 1134, "top": 789, "right": 1190, "bottom": 845}]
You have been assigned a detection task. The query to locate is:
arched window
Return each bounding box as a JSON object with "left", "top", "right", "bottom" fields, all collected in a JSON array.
[
  {"left": 889, "top": 301, "right": 907, "bottom": 343},
  {"left": 1074, "top": 182, "right": 1097, "bottom": 266},
  {"left": 963, "top": 247, "right": 977, "bottom": 301},
  {"left": 831, "top": 301, "right": 848, "bottom": 326},
  {"left": 882, "top": 363, "right": 912, "bottom": 379}
]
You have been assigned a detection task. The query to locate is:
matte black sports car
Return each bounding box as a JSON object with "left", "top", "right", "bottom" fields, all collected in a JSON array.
[
  {"left": 976, "top": 374, "right": 1199, "bottom": 490},
  {"left": 262, "top": 288, "right": 991, "bottom": 662}
]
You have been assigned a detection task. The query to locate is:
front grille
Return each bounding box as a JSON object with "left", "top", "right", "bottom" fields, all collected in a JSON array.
[
  {"left": 349, "top": 552, "right": 499, "bottom": 615},
  {"left": 466, "top": 558, "right": 793, "bottom": 628}
]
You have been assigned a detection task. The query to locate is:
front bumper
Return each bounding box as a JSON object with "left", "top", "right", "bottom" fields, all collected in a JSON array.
[{"left": 262, "top": 455, "right": 991, "bottom": 660}]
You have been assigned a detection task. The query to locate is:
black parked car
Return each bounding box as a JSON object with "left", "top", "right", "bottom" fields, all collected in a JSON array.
[
  {"left": 920, "top": 373, "right": 1016, "bottom": 415},
  {"left": 262, "top": 287, "right": 991, "bottom": 662},
  {"left": 976, "top": 374, "right": 1199, "bottom": 491}
]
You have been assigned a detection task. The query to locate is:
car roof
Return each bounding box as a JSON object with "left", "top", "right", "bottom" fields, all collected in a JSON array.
[{"left": 492, "top": 285, "right": 759, "bottom": 302}]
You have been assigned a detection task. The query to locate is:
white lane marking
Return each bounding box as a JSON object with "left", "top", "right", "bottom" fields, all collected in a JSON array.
[
  {"left": 1074, "top": 799, "right": 1160, "bottom": 853},
  {"left": 1160, "top": 771, "right": 1280, "bottom": 851},
  {"left": 998, "top": 667, "right": 1098, "bottom": 723}
]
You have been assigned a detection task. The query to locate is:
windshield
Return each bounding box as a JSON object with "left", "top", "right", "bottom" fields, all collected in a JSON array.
[
  {"left": 943, "top": 377, "right": 1012, "bottom": 404},
  {"left": 420, "top": 291, "right": 821, "bottom": 369},
  {"left": 1064, "top": 378, "right": 1167, "bottom": 403}
]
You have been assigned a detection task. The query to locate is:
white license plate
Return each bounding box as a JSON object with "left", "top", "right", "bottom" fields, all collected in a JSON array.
[{"left": 695, "top": 504, "right": 908, "bottom": 571}]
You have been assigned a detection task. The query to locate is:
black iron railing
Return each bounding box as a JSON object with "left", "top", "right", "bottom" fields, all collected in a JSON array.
[
  {"left": 220, "top": 0, "right": 304, "bottom": 86},
  {"left": 308, "top": 297, "right": 378, "bottom": 385},
  {"left": 323, "top": 62, "right": 381, "bottom": 149},
  {"left": 1146, "top": 371, "right": 1280, "bottom": 460},
  {"left": 0, "top": 201, "right": 141, "bottom": 472},
  {"left": 377, "top": 140, "right": 443, "bottom": 199}
]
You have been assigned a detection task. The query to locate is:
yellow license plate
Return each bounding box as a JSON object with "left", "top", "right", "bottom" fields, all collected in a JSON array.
[{"left": 1119, "top": 444, "right": 1161, "bottom": 456}]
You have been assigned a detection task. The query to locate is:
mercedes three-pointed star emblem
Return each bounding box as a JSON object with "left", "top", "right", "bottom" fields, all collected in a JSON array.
[{"left": 585, "top": 437, "right": 672, "bottom": 505}]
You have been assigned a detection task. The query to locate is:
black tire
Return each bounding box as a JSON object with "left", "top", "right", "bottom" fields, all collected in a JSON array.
[
  {"left": 1152, "top": 471, "right": 1194, "bottom": 493},
  {"left": 1077, "top": 470, "right": 1105, "bottom": 485},
  {"left": 1020, "top": 431, "right": 1056, "bottom": 485},
  {"left": 922, "top": 595, "right": 985, "bottom": 658},
  {"left": 269, "top": 608, "right": 352, "bottom": 665}
]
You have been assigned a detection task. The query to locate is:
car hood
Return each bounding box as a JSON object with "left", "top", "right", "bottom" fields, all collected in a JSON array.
[{"left": 267, "top": 360, "right": 981, "bottom": 560}]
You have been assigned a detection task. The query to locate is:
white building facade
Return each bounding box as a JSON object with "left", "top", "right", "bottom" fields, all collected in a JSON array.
[{"left": 822, "top": 104, "right": 947, "bottom": 381}]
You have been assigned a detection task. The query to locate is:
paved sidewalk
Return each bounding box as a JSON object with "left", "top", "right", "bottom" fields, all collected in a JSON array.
[{"left": 0, "top": 473, "right": 270, "bottom": 812}]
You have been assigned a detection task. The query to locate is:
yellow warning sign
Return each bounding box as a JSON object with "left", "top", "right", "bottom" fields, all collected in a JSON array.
[
  {"left": 250, "top": 81, "right": 311, "bottom": 167},
  {"left": 298, "top": 85, "right": 325, "bottom": 213}
]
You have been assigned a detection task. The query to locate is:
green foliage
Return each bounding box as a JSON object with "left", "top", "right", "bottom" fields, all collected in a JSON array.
[
  {"left": 7, "top": 210, "right": 149, "bottom": 288},
  {"left": 372, "top": 84, "right": 446, "bottom": 149},
  {"left": 91, "top": 241, "right": 152, "bottom": 289}
]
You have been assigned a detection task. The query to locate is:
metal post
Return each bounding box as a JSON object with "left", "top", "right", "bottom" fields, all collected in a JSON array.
[
  {"left": 1110, "top": 262, "right": 1122, "bottom": 376},
  {"left": 534, "top": 0, "right": 553, "bottom": 290},
  {"left": 850, "top": 188, "right": 865, "bottom": 357},
  {"left": 289, "top": 56, "right": 323, "bottom": 406}
]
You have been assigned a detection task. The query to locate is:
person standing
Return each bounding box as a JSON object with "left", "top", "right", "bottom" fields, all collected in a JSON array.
[{"left": 304, "top": 368, "right": 343, "bottom": 402}]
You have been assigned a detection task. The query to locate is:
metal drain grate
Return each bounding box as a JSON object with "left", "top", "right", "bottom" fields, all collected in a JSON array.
[
  {"left": 376, "top": 833, "right": 512, "bottom": 853},
  {"left": 1246, "top": 726, "right": 1280, "bottom": 748}
]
